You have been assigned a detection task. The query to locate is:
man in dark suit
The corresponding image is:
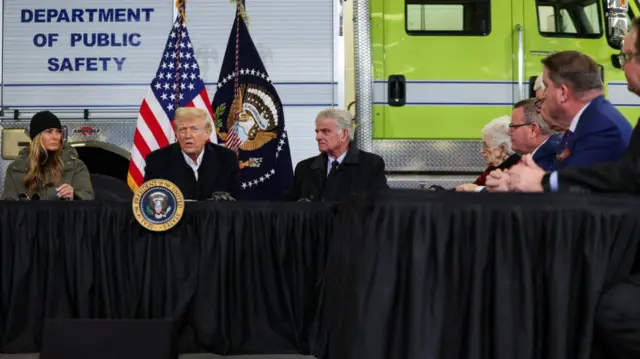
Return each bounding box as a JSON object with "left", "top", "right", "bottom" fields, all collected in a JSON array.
[
  {"left": 502, "top": 19, "right": 640, "bottom": 358},
  {"left": 458, "top": 105, "right": 560, "bottom": 192},
  {"left": 540, "top": 51, "right": 632, "bottom": 171},
  {"left": 509, "top": 98, "right": 562, "bottom": 170},
  {"left": 287, "top": 108, "right": 389, "bottom": 202},
  {"left": 486, "top": 50, "right": 633, "bottom": 192},
  {"left": 143, "top": 107, "right": 241, "bottom": 200}
]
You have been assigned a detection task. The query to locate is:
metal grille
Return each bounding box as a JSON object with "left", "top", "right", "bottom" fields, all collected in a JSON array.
[
  {"left": 353, "top": 0, "right": 373, "bottom": 152},
  {"left": 387, "top": 175, "right": 479, "bottom": 190},
  {"left": 374, "top": 140, "right": 487, "bottom": 172}
]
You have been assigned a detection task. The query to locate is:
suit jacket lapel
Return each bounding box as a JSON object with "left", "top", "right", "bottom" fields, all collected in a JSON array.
[
  {"left": 340, "top": 146, "right": 360, "bottom": 194},
  {"left": 310, "top": 154, "right": 327, "bottom": 199},
  {"left": 198, "top": 144, "right": 222, "bottom": 196}
]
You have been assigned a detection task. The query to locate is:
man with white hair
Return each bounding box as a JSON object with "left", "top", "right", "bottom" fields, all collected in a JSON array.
[
  {"left": 287, "top": 108, "right": 389, "bottom": 201},
  {"left": 143, "top": 107, "right": 241, "bottom": 200}
]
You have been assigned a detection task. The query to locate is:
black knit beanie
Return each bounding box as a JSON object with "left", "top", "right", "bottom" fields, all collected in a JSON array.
[{"left": 29, "top": 111, "right": 62, "bottom": 139}]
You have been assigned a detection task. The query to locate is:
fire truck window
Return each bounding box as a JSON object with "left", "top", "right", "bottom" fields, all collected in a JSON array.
[
  {"left": 536, "top": 0, "right": 602, "bottom": 38},
  {"left": 405, "top": 0, "right": 491, "bottom": 35}
]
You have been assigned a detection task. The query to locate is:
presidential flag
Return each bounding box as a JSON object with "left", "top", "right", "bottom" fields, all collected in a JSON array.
[
  {"left": 127, "top": 1, "right": 216, "bottom": 192},
  {"left": 212, "top": 3, "right": 294, "bottom": 201}
]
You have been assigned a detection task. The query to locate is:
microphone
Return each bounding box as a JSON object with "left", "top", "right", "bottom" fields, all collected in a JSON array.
[
  {"left": 17, "top": 193, "right": 40, "bottom": 200},
  {"left": 498, "top": 153, "right": 522, "bottom": 170},
  {"left": 208, "top": 191, "right": 236, "bottom": 201},
  {"left": 297, "top": 195, "right": 315, "bottom": 203}
]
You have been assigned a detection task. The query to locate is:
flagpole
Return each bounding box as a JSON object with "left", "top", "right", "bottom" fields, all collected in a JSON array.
[
  {"left": 172, "top": 0, "right": 187, "bottom": 145},
  {"left": 233, "top": 0, "right": 240, "bottom": 98},
  {"left": 174, "top": 0, "right": 186, "bottom": 113}
]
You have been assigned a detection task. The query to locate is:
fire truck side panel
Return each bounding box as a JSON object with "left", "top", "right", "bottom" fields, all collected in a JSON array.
[{"left": 368, "top": 0, "right": 636, "bottom": 189}]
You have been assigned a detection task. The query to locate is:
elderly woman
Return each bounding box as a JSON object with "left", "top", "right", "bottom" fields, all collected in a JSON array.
[
  {"left": 1, "top": 111, "right": 94, "bottom": 200},
  {"left": 456, "top": 115, "right": 518, "bottom": 192}
]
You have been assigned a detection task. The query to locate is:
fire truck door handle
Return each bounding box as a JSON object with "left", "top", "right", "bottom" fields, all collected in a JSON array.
[
  {"left": 388, "top": 74, "right": 406, "bottom": 107},
  {"left": 516, "top": 24, "right": 525, "bottom": 100}
]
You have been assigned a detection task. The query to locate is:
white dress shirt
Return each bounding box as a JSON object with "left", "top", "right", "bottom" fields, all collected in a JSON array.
[
  {"left": 568, "top": 101, "right": 591, "bottom": 133},
  {"left": 182, "top": 150, "right": 204, "bottom": 180}
]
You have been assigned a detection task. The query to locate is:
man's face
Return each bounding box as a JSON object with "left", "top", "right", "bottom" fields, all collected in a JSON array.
[
  {"left": 537, "top": 67, "right": 571, "bottom": 131},
  {"left": 539, "top": 67, "right": 564, "bottom": 123},
  {"left": 622, "top": 29, "right": 640, "bottom": 96},
  {"left": 175, "top": 116, "right": 210, "bottom": 156},
  {"left": 315, "top": 117, "right": 346, "bottom": 153},
  {"left": 508, "top": 107, "right": 535, "bottom": 153}
]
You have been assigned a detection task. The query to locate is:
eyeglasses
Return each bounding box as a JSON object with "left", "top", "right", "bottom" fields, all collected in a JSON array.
[
  {"left": 533, "top": 98, "right": 544, "bottom": 109},
  {"left": 509, "top": 123, "right": 532, "bottom": 129}
]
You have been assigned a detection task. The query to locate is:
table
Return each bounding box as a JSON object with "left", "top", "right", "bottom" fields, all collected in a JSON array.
[{"left": 0, "top": 191, "right": 639, "bottom": 359}]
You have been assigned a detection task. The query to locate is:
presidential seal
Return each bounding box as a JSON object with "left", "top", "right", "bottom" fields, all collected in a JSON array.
[{"left": 132, "top": 179, "right": 185, "bottom": 232}]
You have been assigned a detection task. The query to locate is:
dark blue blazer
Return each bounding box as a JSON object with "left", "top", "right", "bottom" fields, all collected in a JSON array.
[
  {"left": 532, "top": 134, "right": 562, "bottom": 171},
  {"left": 548, "top": 95, "right": 633, "bottom": 171}
]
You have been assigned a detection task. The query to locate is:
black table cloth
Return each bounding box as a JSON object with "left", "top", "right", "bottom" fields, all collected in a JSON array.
[
  {"left": 0, "top": 191, "right": 639, "bottom": 359},
  {"left": 0, "top": 200, "right": 333, "bottom": 355},
  {"left": 316, "top": 191, "right": 640, "bottom": 359}
]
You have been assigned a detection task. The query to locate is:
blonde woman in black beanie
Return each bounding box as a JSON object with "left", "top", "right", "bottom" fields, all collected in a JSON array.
[{"left": 1, "top": 111, "right": 94, "bottom": 200}]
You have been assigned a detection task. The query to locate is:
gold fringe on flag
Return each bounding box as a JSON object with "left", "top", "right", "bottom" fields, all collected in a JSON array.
[
  {"left": 175, "top": 0, "right": 186, "bottom": 22},
  {"left": 230, "top": 0, "right": 250, "bottom": 29}
]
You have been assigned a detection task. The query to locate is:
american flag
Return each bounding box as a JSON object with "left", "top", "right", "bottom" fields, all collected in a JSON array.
[{"left": 127, "top": 2, "right": 216, "bottom": 193}]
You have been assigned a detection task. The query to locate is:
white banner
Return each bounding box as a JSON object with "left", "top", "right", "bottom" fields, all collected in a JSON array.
[{"left": 3, "top": 1, "right": 173, "bottom": 109}]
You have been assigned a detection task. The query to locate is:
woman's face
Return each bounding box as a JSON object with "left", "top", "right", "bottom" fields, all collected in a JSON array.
[
  {"left": 40, "top": 128, "right": 62, "bottom": 152},
  {"left": 481, "top": 135, "right": 507, "bottom": 166}
]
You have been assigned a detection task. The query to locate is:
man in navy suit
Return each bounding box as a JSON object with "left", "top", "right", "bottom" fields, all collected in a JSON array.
[
  {"left": 509, "top": 98, "right": 562, "bottom": 170},
  {"left": 499, "top": 19, "right": 640, "bottom": 359},
  {"left": 486, "top": 50, "right": 633, "bottom": 192}
]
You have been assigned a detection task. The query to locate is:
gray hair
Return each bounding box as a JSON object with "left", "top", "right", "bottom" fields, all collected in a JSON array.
[
  {"left": 533, "top": 73, "right": 546, "bottom": 91},
  {"left": 481, "top": 115, "right": 514, "bottom": 154},
  {"left": 316, "top": 108, "right": 355, "bottom": 141},
  {"left": 518, "top": 100, "right": 554, "bottom": 136}
]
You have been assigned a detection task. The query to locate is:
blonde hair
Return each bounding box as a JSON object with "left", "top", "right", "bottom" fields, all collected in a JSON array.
[
  {"left": 174, "top": 107, "right": 213, "bottom": 132},
  {"left": 23, "top": 133, "right": 63, "bottom": 194},
  {"left": 316, "top": 108, "right": 355, "bottom": 141}
]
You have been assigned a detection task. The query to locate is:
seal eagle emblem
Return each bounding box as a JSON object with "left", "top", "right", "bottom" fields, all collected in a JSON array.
[
  {"left": 132, "top": 179, "right": 185, "bottom": 232},
  {"left": 215, "top": 83, "right": 280, "bottom": 168}
]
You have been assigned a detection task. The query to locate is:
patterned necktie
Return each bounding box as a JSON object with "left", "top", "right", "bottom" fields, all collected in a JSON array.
[{"left": 556, "top": 130, "right": 574, "bottom": 161}]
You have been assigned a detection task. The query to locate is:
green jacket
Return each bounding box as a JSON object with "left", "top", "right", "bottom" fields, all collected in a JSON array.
[{"left": 1, "top": 143, "right": 94, "bottom": 200}]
